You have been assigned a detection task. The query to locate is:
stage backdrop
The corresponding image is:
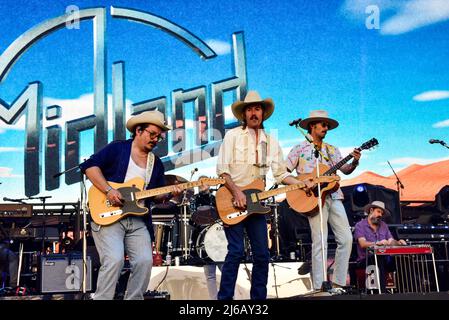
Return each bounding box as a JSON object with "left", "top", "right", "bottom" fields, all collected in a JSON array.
[{"left": 1, "top": 0, "right": 449, "bottom": 204}]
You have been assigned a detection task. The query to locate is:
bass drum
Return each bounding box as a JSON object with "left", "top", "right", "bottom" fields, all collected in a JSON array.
[{"left": 195, "top": 222, "right": 228, "bottom": 263}]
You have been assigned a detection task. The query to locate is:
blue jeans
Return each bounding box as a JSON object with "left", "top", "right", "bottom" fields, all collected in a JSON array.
[
  {"left": 218, "top": 214, "right": 270, "bottom": 300},
  {"left": 308, "top": 196, "right": 352, "bottom": 289},
  {"left": 91, "top": 216, "right": 153, "bottom": 300}
]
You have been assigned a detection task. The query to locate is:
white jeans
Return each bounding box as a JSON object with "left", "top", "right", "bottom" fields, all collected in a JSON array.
[
  {"left": 203, "top": 263, "right": 224, "bottom": 300},
  {"left": 308, "top": 196, "right": 352, "bottom": 289}
]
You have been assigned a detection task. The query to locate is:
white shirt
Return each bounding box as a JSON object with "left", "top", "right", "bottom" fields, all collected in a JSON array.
[
  {"left": 124, "top": 156, "right": 146, "bottom": 183},
  {"left": 216, "top": 126, "right": 289, "bottom": 187}
]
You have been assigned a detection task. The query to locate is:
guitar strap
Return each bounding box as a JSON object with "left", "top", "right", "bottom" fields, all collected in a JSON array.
[
  {"left": 144, "top": 152, "right": 155, "bottom": 190},
  {"left": 324, "top": 144, "right": 334, "bottom": 166}
]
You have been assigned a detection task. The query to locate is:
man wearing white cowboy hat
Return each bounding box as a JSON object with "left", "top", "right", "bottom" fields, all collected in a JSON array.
[
  {"left": 80, "top": 110, "right": 181, "bottom": 300},
  {"left": 353, "top": 200, "right": 406, "bottom": 290},
  {"left": 216, "top": 90, "right": 311, "bottom": 300},
  {"left": 286, "top": 110, "right": 362, "bottom": 291}
]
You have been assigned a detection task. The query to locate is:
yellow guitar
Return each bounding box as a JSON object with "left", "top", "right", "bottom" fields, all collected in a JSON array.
[{"left": 88, "top": 177, "right": 225, "bottom": 226}]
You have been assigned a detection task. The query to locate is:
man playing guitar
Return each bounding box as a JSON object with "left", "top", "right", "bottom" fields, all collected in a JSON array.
[
  {"left": 80, "top": 110, "right": 181, "bottom": 300},
  {"left": 216, "top": 91, "right": 309, "bottom": 300},
  {"left": 286, "top": 110, "right": 361, "bottom": 291}
]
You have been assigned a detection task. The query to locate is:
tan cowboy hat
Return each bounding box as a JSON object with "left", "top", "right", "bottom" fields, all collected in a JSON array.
[
  {"left": 299, "top": 110, "right": 339, "bottom": 130},
  {"left": 364, "top": 200, "right": 391, "bottom": 217},
  {"left": 126, "top": 110, "right": 172, "bottom": 132},
  {"left": 231, "top": 90, "right": 274, "bottom": 121}
]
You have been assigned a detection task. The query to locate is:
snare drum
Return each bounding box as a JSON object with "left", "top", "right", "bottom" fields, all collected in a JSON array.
[{"left": 196, "top": 222, "right": 228, "bottom": 262}]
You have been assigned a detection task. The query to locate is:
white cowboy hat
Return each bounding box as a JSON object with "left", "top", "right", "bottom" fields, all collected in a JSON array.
[
  {"left": 364, "top": 200, "right": 391, "bottom": 217},
  {"left": 231, "top": 90, "right": 274, "bottom": 121},
  {"left": 299, "top": 110, "right": 339, "bottom": 130},
  {"left": 126, "top": 110, "right": 172, "bottom": 132}
]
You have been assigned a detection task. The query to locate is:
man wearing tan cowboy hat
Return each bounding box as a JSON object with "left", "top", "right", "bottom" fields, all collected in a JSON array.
[
  {"left": 80, "top": 110, "right": 181, "bottom": 300},
  {"left": 286, "top": 110, "right": 362, "bottom": 291},
  {"left": 216, "top": 90, "right": 311, "bottom": 300},
  {"left": 353, "top": 200, "right": 406, "bottom": 290}
]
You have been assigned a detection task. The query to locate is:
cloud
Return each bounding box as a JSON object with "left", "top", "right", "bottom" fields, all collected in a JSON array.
[
  {"left": 433, "top": 119, "right": 449, "bottom": 128},
  {"left": 0, "top": 167, "right": 23, "bottom": 178},
  {"left": 0, "top": 93, "right": 134, "bottom": 132},
  {"left": 413, "top": 90, "right": 449, "bottom": 101},
  {"left": 381, "top": 0, "right": 449, "bottom": 35},
  {"left": 205, "top": 39, "right": 231, "bottom": 55},
  {"left": 342, "top": 0, "right": 449, "bottom": 35},
  {"left": 0, "top": 147, "right": 21, "bottom": 153}
]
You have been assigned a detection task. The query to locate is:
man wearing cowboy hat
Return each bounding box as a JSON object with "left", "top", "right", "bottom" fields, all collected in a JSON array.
[
  {"left": 353, "top": 201, "right": 406, "bottom": 290},
  {"left": 286, "top": 110, "right": 362, "bottom": 291},
  {"left": 80, "top": 110, "right": 181, "bottom": 300},
  {"left": 216, "top": 90, "right": 310, "bottom": 300},
  {"left": 354, "top": 201, "right": 406, "bottom": 261}
]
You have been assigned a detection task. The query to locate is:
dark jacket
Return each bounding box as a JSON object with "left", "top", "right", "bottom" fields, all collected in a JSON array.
[{"left": 80, "top": 139, "right": 166, "bottom": 241}]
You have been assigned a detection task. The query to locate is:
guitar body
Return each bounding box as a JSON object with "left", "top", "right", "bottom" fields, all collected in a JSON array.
[
  {"left": 88, "top": 177, "right": 148, "bottom": 226},
  {"left": 286, "top": 163, "right": 340, "bottom": 216},
  {"left": 216, "top": 179, "right": 271, "bottom": 225}
]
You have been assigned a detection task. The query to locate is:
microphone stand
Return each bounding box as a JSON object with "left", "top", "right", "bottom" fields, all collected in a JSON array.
[
  {"left": 53, "top": 162, "right": 89, "bottom": 294},
  {"left": 313, "top": 145, "right": 332, "bottom": 292},
  {"left": 266, "top": 184, "right": 284, "bottom": 261},
  {"left": 436, "top": 140, "right": 449, "bottom": 150},
  {"left": 387, "top": 161, "right": 404, "bottom": 224},
  {"left": 26, "top": 195, "right": 52, "bottom": 254},
  {"left": 291, "top": 121, "right": 330, "bottom": 291},
  {"left": 179, "top": 170, "right": 196, "bottom": 262}
]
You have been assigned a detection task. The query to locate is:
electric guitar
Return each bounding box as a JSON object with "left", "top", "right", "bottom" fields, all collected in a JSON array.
[
  {"left": 286, "top": 138, "right": 378, "bottom": 216},
  {"left": 88, "top": 177, "right": 225, "bottom": 225},
  {"left": 216, "top": 176, "right": 340, "bottom": 225}
]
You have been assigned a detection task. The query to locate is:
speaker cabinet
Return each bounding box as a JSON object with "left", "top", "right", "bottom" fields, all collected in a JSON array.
[{"left": 40, "top": 254, "right": 92, "bottom": 293}]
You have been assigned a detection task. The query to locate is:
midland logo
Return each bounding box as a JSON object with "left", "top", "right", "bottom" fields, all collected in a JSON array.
[{"left": 0, "top": 6, "right": 248, "bottom": 196}]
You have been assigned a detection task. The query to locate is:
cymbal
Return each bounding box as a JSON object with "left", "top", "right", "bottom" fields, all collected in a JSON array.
[{"left": 165, "top": 174, "right": 188, "bottom": 185}]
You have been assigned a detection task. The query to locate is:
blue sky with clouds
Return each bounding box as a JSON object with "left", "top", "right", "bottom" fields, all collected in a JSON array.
[{"left": 1, "top": 0, "right": 449, "bottom": 202}]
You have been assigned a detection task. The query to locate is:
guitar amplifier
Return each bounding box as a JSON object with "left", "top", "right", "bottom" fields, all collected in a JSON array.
[{"left": 40, "top": 254, "right": 92, "bottom": 293}]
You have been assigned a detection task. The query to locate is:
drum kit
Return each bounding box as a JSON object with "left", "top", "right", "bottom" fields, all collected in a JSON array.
[
  {"left": 151, "top": 175, "right": 226, "bottom": 265},
  {"left": 151, "top": 175, "right": 285, "bottom": 266}
]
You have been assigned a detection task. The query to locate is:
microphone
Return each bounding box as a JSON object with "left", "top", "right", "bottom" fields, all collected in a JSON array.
[
  {"left": 429, "top": 139, "right": 441, "bottom": 144},
  {"left": 3, "top": 197, "right": 24, "bottom": 203},
  {"left": 289, "top": 118, "right": 302, "bottom": 127},
  {"left": 191, "top": 168, "right": 198, "bottom": 175}
]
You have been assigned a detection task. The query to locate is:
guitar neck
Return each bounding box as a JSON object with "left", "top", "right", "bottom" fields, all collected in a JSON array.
[
  {"left": 136, "top": 181, "right": 203, "bottom": 200},
  {"left": 324, "top": 151, "right": 357, "bottom": 175},
  {"left": 257, "top": 182, "right": 305, "bottom": 201}
]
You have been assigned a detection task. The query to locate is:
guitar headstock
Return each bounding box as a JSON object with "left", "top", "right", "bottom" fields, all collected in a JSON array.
[
  {"left": 199, "top": 177, "right": 226, "bottom": 186},
  {"left": 360, "top": 138, "right": 379, "bottom": 151}
]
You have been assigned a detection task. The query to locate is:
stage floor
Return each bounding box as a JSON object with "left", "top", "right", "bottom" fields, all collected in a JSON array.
[{"left": 148, "top": 262, "right": 313, "bottom": 300}]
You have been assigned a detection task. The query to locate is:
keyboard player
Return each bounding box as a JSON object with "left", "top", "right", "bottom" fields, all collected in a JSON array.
[{"left": 353, "top": 201, "right": 407, "bottom": 291}]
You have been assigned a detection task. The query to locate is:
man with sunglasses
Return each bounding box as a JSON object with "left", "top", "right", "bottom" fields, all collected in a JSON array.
[
  {"left": 286, "top": 110, "right": 361, "bottom": 292},
  {"left": 80, "top": 110, "right": 180, "bottom": 300}
]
